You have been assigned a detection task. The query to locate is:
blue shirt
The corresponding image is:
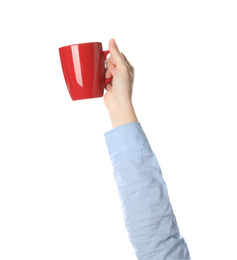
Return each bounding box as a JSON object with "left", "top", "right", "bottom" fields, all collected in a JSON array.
[{"left": 104, "top": 122, "right": 191, "bottom": 260}]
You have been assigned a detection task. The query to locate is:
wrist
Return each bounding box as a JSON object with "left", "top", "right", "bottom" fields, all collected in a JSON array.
[{"left": 107, "top": 102, "right": 138, "bottom": 128}]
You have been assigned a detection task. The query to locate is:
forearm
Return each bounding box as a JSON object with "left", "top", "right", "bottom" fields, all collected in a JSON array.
[
  {"left": 107, "top": 102, "right": 138, "bottom": 129},
  {"left": 104, "top": 122, "right": 191, "bottom": 260},
  {"left": 113, "top": 153, "right": 190, "bottom": 259}
]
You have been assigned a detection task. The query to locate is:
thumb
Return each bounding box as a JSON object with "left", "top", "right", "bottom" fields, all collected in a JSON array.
[{"left": 109, "top": 39, "right": 125, "bottom": 69}]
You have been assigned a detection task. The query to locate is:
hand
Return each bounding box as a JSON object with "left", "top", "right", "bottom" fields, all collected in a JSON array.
[{"left": 104, "top": 39, "right": 138, "bottom": 128}]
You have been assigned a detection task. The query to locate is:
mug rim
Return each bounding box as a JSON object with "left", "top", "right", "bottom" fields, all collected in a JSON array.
[{"left": 59, "top": 42, "right": 102, "bottom": 50}]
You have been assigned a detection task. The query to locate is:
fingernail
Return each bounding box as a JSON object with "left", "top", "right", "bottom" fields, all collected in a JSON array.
[{"left": 110, "top": 39, "right": 117, "bottom": 47}]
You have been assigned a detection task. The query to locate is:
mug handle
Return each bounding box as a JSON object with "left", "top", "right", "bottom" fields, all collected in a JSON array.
[{"left": 103, "top": 50, "right": 113, "bottom": 86}]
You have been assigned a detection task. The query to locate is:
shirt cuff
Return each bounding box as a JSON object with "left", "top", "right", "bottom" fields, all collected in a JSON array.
[{"left": 104, "top": 122, "right": 153, "bottom": 166}]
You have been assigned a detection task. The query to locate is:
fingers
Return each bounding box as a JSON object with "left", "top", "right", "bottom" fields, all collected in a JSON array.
[
  {"left": 105, "top": 83, "right": 112, "bottom": 92},
  {"left": 106, "top": 54, "right": 116, "bottom": 65},
  {"left": 121, "top": 52, "right": 134, "bottom": 71},
  {"left": 105, "top": 51, "right": 133, "bottom": 75},
  {"left": 105, "top": 39, "right": 134, "bottom": 78},
  {"left": 105, "top": 68, "right": 112, "bottom": 79},
  {"left": 105, "top": 57, "right": 116, "bottom": 75},
  {"left": 108, "top": 39, "right": 126, "bottom": 69}
]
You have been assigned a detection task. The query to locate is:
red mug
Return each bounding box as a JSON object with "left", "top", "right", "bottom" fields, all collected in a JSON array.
[{"left": 59, "top": 42, "right": 113, "bottom": 100}]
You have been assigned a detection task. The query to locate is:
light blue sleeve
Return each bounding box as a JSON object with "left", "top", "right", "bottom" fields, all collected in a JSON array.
[{"left": 104, "top": 122, "right": 191, "bottom": 260}]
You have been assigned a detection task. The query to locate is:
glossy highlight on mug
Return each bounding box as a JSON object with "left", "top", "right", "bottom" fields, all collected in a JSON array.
[{"left": 71, "top": 45, "right": 83, "bottom": 87}]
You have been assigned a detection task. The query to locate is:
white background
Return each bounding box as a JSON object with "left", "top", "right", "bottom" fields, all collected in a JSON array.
[{"left": 0, "top": 1, "right": 236, "bottom": 259}]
